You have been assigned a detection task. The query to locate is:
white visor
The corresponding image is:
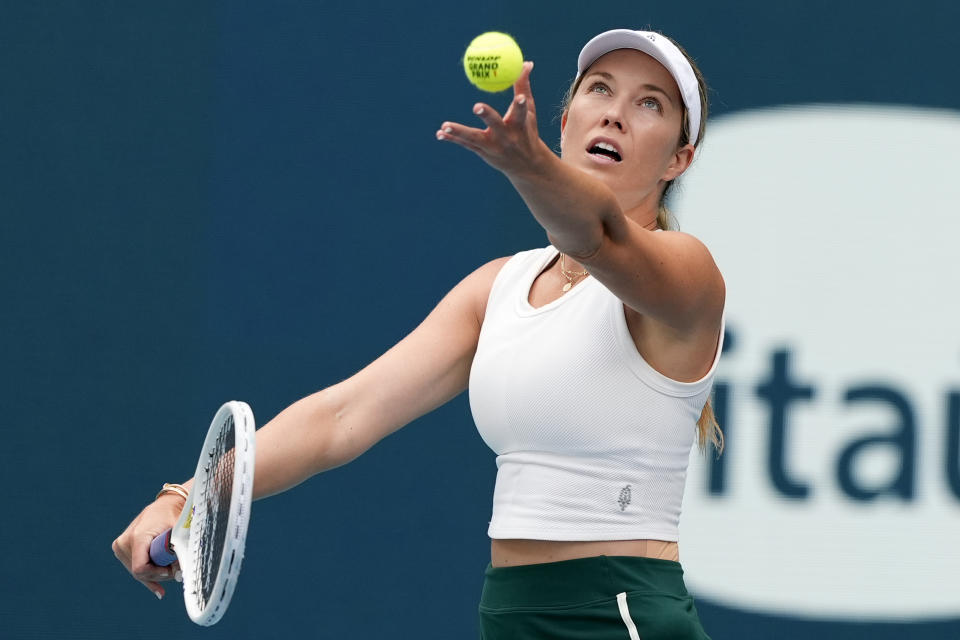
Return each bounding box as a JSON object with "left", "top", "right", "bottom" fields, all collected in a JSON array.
[{"left": 576, "top": 29, "right": 701, "bottom": 145}]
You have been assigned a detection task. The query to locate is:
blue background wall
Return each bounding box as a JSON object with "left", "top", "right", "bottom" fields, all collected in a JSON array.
[{"left": 2, "top": 1, "right": 958, "bottom": 638}]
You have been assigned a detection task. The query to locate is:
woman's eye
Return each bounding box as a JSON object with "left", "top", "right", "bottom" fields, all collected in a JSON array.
[
  {"left": 640, "top": 98, "right": 662, "bottom": 112},
  {"left": 588, "top": 82, "right": 610, "bottom": 95}
]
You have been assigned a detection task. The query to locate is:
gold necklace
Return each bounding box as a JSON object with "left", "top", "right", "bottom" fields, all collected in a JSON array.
[{"left": 559, "top": 253, "right": 588, "bottom": 293}]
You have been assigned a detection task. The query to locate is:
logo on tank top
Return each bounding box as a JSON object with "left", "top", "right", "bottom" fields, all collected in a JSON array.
[{"left": 618, "top": 484, "right": 632, "bottom": 511}]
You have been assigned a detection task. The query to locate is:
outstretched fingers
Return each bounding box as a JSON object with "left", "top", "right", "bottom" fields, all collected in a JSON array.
[
  {"left": 513, "top": 62, "right": 534, "bottom": 106},
  {"left": 471, "top": 102, "right": 505, "bottom": 132},
  {"left": 436, "top": 60, "right": 542, "bottom": 173},
  {"left": 436, "top": 120, "right": 488, "bottom": 156},
  {"left": 504, "top": 93, "right": 528, "bottom": 129},
  {"left": 435, "top": 102, "right": 504, "bottom": 153},
  {"left": 505, "top": 62, "right": 535, "bottom": 123}
]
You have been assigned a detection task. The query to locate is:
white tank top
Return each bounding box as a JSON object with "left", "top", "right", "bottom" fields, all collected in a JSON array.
[{"left": 469, "top": 245, "right": 724, "bottom": 541}]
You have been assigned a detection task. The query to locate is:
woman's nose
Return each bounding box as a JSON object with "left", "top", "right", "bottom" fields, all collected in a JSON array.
[
  {"left": 602, "top": 105, "right": 625, "bottom": 131},
  {"left": 602, "top": 116, "right": 624, "bottom": 131}
]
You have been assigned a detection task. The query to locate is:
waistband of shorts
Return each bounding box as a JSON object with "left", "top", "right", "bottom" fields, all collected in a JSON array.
[{"left": 480, "top": 555, "right": 688, "bottom": 610}]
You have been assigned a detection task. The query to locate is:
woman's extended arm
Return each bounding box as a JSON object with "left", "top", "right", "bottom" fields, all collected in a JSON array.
[
  {"left": 112, "top": 256, "right": 508, "bottom": 598},
  {"left": 437, "top": 63, "right": 723, "bottom": 334},
  {"left": 251, "top": 256, "right": 508, "bottom": 497}
]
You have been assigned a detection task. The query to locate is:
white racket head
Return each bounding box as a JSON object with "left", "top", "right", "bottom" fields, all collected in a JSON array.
[{"left": 170, "top": 401, "right": 255, "bottom": 626}]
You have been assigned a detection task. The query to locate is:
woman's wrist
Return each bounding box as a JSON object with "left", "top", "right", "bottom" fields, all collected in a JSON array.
[
  {"left": 155, "top": 483, "right": 188, "bottom": 504},
  {"left": 506, "top": 138, "right": 559, "bottom": 186}
]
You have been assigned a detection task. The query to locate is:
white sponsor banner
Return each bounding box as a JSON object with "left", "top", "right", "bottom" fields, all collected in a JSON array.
[{"left": 676, "top": 105, "right": 960, "bottom": 621}]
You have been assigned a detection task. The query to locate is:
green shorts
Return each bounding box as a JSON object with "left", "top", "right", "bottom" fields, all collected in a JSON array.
[{"left": 478, "top": 555, "right": 711, "bottom": 640}]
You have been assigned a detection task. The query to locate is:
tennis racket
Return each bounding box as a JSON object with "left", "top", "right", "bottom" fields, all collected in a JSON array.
[{"left": 148, "top": 401, "right": 256, "bottom": 626}]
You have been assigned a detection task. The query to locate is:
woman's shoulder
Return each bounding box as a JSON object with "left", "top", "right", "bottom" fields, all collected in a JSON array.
[
  {"left": 473, "top": 246, "right": 553, "bottom": 281},
  {"left": 462, "top": 247, "right": 552, "bottom": 317},
  {"left": 498, "top": 246, "right": 557, "bottom": 281}
]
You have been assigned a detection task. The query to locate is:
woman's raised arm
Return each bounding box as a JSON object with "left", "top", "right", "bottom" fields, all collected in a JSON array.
[{"left": 437, "top": 61, "right": 723, "bottom": 335}]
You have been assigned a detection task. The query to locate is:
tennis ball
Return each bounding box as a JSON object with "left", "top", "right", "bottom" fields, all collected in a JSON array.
[{"left": 463, "top": 32, "right": 524, "bottom": 92}]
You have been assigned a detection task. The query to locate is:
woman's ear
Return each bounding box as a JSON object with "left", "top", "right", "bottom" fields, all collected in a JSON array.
[
  {"left": 662, "top": 143, "right": 695, "bottom": 182},
  {"left": 560, "top": 111, "right": 568, "bottom": 147}
]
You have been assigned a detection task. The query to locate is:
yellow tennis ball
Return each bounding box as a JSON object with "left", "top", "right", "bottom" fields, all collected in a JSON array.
[{"left": 463, "top": 32, "right": 524, "bottom": 92}]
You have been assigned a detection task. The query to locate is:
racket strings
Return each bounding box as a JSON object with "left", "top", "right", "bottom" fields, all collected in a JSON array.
[{"left": 190, "top": 414, "right": 236, "bottom": 613}]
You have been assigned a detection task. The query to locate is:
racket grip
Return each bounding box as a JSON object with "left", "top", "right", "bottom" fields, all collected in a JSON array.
[{"left": 149, "top": 529, "right": 177, "bottom": 567}]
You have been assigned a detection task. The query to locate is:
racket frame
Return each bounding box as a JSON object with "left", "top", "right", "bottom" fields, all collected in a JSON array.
[{"left": 170, "top": 400, "right": 255, "bottom": 626}]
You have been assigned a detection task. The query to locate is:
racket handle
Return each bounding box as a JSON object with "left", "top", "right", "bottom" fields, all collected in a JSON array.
[{"left": 149, "top": 529, "right": 177, "bottom": 567}]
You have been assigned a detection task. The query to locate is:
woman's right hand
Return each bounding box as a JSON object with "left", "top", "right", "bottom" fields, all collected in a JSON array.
[
  {"left": 436, "top": 62, "right": 551, "bottom": 180},
  {"left": 112, "top": 494, "right": 185, "bottom": 600}
]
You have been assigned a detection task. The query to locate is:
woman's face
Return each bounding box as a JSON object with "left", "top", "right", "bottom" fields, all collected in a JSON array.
[{"left": 561, "top": 48, "right": 694, "bottom": 213}]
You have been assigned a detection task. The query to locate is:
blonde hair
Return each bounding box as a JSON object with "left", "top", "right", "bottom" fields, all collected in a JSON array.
[{"left": 562, "top": 35, "right": 723, "bottom": 457}]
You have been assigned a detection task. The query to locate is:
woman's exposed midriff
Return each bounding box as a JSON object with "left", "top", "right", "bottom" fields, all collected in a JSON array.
[{"left": 491, "top": 538, "right": 679, "bottom": 567}]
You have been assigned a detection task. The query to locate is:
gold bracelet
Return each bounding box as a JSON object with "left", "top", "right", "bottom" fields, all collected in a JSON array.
[{"left": 155, "top": 483, "right": 189, "bottom": 502}]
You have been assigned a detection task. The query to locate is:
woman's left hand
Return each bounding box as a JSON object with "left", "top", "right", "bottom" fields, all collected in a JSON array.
[{"left": 436, "top": 61, "right": 553, "bottom": 179}]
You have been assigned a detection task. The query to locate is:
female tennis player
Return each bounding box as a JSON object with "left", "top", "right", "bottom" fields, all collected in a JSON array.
[{"left": 114, "top": 28, "right": 723, "bottom": 639}]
